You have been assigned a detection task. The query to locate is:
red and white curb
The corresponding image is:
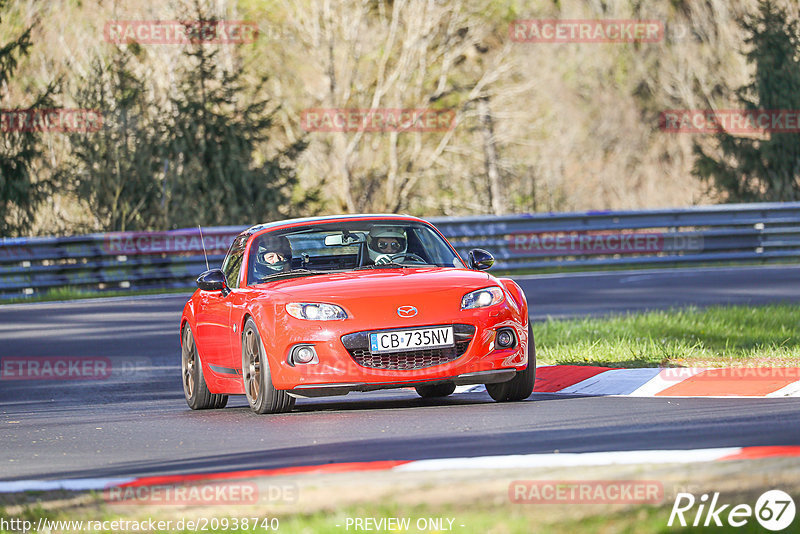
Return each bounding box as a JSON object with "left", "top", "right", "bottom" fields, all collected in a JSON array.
[
  {"left": 458, "top": 365, "right": 800, "bottom": 397},
  {"left": 2, "top": 446, "right": 799, "bottom": 493}
]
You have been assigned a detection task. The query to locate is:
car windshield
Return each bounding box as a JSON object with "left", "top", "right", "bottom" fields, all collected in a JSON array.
[{"left": 247, "top": 220, "right": 464, "bottom": 285}]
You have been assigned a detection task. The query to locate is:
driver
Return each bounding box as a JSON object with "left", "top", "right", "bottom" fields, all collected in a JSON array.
[
  {"left": 367, "top": 226, "right": 407, "bottom": 264},
  {"left": 253, "top": 235, "right": 292, "bottom": 279}
]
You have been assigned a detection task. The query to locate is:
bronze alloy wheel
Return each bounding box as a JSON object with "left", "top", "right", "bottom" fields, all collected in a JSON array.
[
  {"left": 181, "top": 325, "right": 196, "bottom": 399},
  {"left": 181, "top": 324, "right": 228, "bottom": 410},
  {"left": 243, "top": 327, "right": 262, "bottom": 403},
  {"left": 241, "top": 318, "right": 295, "bottom": 414}
]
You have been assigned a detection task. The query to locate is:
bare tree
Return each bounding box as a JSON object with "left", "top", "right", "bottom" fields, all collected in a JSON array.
[{"left": 280, "top": 0, "right": 521, "bottom": 214}]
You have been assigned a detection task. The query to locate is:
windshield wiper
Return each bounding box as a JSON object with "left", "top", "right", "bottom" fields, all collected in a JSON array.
[
  {"left": 353, "top": 263, "right": 413, "bottom": 270},
  {"left": 257, "top": 269, "right": 329, "bottom": 282}
]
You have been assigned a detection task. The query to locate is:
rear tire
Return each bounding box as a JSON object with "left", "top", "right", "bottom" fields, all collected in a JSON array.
[
  {"left": 242, "top": 318, "right": 295, "bottom": 414},
  {"left": 415, "top": 382, "right": 456, "bottom": 398},
  {"left": 486, "top": 323, "right": 536, "bottom": 402},
  {"left": 181, "top": 324, "right": 228, "bottom": 410}
]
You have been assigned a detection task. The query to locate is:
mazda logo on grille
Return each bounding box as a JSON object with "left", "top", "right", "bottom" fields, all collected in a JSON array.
[{"left": 397, "top": 305, "right": 418, "bottom": 318}]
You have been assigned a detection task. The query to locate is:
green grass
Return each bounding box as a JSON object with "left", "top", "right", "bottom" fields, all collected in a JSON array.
[{"left": 536, "top": 304, "right": 800, "bottom": 367}]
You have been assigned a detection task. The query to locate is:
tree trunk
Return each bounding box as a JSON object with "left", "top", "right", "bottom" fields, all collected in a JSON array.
[{"left": 478, "top": 97, "right": 503, "bottom": 215}]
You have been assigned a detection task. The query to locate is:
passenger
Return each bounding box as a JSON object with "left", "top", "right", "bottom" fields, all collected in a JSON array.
[{"left": 253, "top": 235, "right": 292, "bottom": 279}]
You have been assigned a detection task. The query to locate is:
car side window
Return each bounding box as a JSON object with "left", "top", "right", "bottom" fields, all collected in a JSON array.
[{"left": 221, "top": 235, "right": 248, "bottom": 288}]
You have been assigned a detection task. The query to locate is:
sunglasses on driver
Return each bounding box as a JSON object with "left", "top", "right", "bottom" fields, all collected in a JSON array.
[{"left": 376, "top": 239, "right": 403, "bottom": 251}]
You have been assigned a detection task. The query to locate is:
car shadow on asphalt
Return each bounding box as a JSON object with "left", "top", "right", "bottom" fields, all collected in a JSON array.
[{"left": 222, "top": 391, "right": 584, "bottom": 414}]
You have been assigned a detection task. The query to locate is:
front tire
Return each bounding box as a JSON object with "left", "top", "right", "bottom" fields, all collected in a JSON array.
[
  {"left": 242, "top": 318, "right": 295, "bottom": 414},
  {"left": 486, "top": 323, "right": 536, "bottom": 402},
  {"left": 181, "top": 324, "right": 228, "bottom": 410},
  {"left": 415, "top": 382, "right": 456, "bottom": 398}
]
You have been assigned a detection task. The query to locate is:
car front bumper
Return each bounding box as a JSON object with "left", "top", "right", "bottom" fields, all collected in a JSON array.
[
  {"left": 268, "top": 305, "right": 529, "bottom": 392},
  {"left": 287, "top": 369, "right": 518, "bottom": 397}
]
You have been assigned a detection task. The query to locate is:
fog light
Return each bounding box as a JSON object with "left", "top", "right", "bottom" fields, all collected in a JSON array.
[
  {"left": 296, "top": 347, "right": 314, "bottom": 363},
  {"left": 496, "top": 328, "right": 516, "bottom": 348},
  {"left": 290, "top": 345, "right": 318, "bottom": 365}
]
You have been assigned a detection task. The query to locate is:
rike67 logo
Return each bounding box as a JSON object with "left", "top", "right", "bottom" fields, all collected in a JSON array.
[{"left": 669, "top": 490, "right": 796, "bottom": 531}]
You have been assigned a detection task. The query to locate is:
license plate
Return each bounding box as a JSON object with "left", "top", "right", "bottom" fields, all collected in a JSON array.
[{"left": 369, "top": 326, "right": 454, "bottom": 354}]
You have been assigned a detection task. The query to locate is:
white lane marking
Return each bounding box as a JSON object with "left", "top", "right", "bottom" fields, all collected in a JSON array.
[
  {"left": 767, "top": 379, "right": 800, "bottom": 397},
  {"left": 618, "top": 274, "right": 658, "bottom": 283},
  {"left": 454, "top": 385, "right": 486, "bottom": 394},
  {"left": 629, "top": 368, "right": 707, "bottom": 397},
  {"left": 393, "top": 447, "right": 742, "bottom": 472}
]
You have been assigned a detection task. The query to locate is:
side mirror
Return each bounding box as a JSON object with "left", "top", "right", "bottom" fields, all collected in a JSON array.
[
  {"left": 197, "top": 269, "right": 229, "bottom": 294},
  {"left": 468, "top": 249, "right": 495, "bottom": 271}
]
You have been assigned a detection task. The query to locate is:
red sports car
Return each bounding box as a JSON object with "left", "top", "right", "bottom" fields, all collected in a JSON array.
[{"left": 180, "top": 214, "right": 534, "bottom": 413}]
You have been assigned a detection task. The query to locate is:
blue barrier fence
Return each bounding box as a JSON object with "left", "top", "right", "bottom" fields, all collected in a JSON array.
[{"left": 1, "top": 202, "right": 798, "bottom": 299}]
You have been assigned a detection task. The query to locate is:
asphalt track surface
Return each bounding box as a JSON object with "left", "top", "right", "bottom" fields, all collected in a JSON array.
[{"left": 1, "top": 265, "right": 799, "bottom": 481}]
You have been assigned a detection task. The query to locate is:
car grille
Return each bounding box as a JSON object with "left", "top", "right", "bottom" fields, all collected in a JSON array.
[{"left": 341, "top": 324, "right": 476, "bottom": 371}]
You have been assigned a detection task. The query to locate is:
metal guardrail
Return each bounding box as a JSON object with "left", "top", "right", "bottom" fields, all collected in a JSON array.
[{"left": 1, "top": 202, "right": 798, "bottom": 299}]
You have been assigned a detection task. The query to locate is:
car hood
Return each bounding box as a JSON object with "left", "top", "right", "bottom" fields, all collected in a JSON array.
[
  {"left": 254, "top": 268, "right": 498, "bottom": 321},
  {"left": 262, "top": 267, "right": 492, "bottom": 299}
]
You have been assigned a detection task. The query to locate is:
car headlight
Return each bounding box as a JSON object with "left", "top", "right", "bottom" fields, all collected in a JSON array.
[
  {"left": 461, "top": 286, "right": 505, "bottom": 310},
  {"left": 286, "top": 303, "right": 348, "bottom": 320}
]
